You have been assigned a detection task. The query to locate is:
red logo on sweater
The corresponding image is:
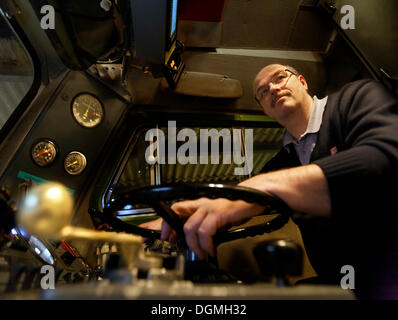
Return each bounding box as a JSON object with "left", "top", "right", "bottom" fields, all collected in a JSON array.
[{"left": 330, "top": 146, "right": 338, "bottom": 155}]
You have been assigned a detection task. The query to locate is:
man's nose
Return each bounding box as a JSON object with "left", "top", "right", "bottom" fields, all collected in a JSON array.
[{"left": 269, "top": 82, "right": 281, "bottom": 96}]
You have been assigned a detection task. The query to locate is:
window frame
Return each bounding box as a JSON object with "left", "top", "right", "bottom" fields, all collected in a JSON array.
[{"left": 0, "top": 12, "right": 41, "bottom": 144}]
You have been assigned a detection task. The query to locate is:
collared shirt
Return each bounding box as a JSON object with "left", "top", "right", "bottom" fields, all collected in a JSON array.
[{"left": 282, "top": 95, "right": 328, "bottom": 164}]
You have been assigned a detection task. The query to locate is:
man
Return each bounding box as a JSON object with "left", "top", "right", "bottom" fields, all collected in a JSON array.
[{"left": 151, "top": 64, "right": 398, "bottom": 298}]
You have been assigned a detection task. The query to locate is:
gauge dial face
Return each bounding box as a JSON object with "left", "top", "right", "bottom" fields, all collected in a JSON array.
[
  {"left": 72, "top": 93, "right": 104, "bottom": 128},
  {"left": 64, "top": 151, "right": 87, "bottom": 175},
  {"left": 31, "top": 140, "right": 57, "bottom": 166}
]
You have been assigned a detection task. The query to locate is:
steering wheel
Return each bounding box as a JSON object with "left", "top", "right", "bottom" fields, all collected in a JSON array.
[{"left": 102, "top": 183, "right": 292, "bottom": 248}]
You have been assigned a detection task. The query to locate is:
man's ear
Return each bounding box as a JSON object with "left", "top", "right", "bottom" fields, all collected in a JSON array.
[{"left": 298, "top": 75, "right": 309, "bottom": 91}]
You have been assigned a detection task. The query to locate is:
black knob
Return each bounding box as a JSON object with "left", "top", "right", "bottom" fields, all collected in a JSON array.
[{"left": 253, "top": 239, "right": 303, "bottom": 286}]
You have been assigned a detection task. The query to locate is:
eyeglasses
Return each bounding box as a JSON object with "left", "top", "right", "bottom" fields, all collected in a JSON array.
[{"left": 255, "top": 69, "right": 297, "bottom": 102}]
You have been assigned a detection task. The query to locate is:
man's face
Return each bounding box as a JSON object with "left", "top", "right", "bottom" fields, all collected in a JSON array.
[{"left": 254, "top": 64, "right": 309, "bottom": 124}]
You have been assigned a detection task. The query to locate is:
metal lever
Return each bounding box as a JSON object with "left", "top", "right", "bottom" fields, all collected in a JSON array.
[{"left": 17, "top": 182, "right": 143, "bottom": 268}]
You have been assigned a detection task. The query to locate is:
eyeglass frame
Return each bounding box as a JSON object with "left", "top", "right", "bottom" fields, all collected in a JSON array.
[{"left": 254, "top": 69, "right": 298, "bottom": 103}]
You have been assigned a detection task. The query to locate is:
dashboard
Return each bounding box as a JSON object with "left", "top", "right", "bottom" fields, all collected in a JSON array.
[{"left": 0, "top": 70, "right": 128, "bottom": 205}]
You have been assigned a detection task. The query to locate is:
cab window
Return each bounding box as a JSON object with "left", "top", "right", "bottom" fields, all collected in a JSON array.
[{"left": 0, "top": 14, "right": 34, "bottom": 131}]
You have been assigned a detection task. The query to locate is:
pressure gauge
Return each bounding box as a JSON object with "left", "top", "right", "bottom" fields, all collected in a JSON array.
[
  {"left": 71, "top": 93, "right": 104, "bottom": 128},
  {"left": 31, "top": 139, "right": 58, "bottom": 167},
  {"left": 64, "top": 151, "right": 87, "bottom": 175}
]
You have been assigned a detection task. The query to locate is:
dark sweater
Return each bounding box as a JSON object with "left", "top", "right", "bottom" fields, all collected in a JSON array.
[{"left": 261, "top": 79, "right": 398, "bottom": 298}]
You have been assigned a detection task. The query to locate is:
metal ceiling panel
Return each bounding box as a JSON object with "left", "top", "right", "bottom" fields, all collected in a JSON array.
[
  {"left": 177, "top": 0, "right": 334, "bottom": 51},
  {"left": 221, "top": 0, "right": 301, "bottom": 48}
]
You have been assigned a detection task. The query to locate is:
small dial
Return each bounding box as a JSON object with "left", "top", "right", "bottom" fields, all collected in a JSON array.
[
  {"left": 64, "top": 151, "right": 87, "bottom": 175},
  {"left": 71, "top": 93, "right": 104, "bottom": 128},
  {"left": 31, "top": 140, "right": 57, "bottom": 167}
]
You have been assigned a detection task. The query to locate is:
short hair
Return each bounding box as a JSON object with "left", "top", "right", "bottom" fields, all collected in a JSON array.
[
  {"left": 284, "top": 65, "right": 300, "bottom": 76},
  {"left": 253, "top": 64, "right": 301, "bottom": 103}
]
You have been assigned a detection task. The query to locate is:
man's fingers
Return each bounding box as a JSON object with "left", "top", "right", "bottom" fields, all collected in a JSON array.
[
  {"left": 159, "top": 200, "right": 197, "bottom": 241},
  {"left": 197, "top": 214, "right": 219, "bottom": 257},
  {"left": 158, "top": 200, "right": 201, "bottom": 242},
  {"left": 183, "top": 207, "right": 208, "bottom": 260},
  {"left": 139, "top": 217, "right": 163, "bottom": 230},
  {"left": 161, "top": 198, "right": 223, "bottom": 259},
  {"left": 171, "top": 199, "right": 202, "bottom": 217},
  {"left": 161, "top": 219, "right": 173, "bottom": 241}
]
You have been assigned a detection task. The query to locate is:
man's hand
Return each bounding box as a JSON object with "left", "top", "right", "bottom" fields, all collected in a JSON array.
[{"left": 162, "top": 198, "right": 265, "bottom": 259}]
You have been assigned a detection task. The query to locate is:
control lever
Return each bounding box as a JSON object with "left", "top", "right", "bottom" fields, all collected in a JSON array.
[
  {"left": 253, "top": 239, "right": 303, "bottom": 287},
  {"left": 17, "top": 182, "right": 143, "bottom": 268}
]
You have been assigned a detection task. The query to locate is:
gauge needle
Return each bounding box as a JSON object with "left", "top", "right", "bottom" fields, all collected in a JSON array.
[
  {"left": 84, "top": 107, "right": 89, "bottom": 118},
  {"left": 38, "top": 149, "right": 51, "bottom": 156},
  {"left": 66, "top": 161, "right": 78, "bottom": 168}
]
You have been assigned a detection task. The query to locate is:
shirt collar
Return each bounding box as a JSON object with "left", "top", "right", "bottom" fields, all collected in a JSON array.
[{"left": 283, "top": 95, "right": 328, "bottom": 146}]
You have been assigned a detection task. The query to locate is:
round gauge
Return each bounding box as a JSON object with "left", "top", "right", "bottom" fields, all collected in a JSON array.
[
  {"left": 31, "top": 139, "right": 57, "bottom": 167},
  {"left": 71, "top": 93, "right": 104, "bottom": 128},
  {"left": 64, "top": 151, "right": 87, "bottom": 175}
]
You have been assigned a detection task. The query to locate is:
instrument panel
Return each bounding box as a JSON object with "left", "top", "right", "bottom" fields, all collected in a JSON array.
[{"left": 0, "top": 70, "right": 128, "bottom": 203}]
